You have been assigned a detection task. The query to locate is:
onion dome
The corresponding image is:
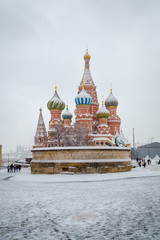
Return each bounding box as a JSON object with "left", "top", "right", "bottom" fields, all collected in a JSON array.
[
  {"left": 47, "top": 86, "right": 65, "bottom": 110},
  {"left": 75, "top": 84, "right": 92, "bottom": 105},
  {"left": 62, "top": 105, "right": 73, "bottom": 119},
  {"left": 105, "top": 88, "right": 118, "bottom": 108},
  {"left": 84, "top": 49, "right": 91, "bottom": 60},
  {"left": 96, "top": 101, "right": 110, "bottom": 118}
]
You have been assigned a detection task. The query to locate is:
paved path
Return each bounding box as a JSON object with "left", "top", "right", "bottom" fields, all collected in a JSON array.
[{"left": 0, "top": 167, "right": 160, "bottom": 239}]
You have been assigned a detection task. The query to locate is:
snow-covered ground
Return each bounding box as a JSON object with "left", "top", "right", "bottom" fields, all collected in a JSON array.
[{"left": 1, "top": 165, "right": 160, "bottom": 240}]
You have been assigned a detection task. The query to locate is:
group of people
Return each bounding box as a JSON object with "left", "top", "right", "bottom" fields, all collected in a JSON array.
[
  {"left": 7, "top": 164, "right": 21, "bottom": 173},
  {"left": 136, "top": 158, "right": 147, "bottom": 168},
  {"left": 136, "top": 157, "right": 160, "bottom": 167}
]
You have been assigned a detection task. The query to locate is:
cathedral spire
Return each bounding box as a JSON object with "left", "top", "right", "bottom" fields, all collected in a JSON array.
[
  {"left": 84, "top": 49, "right": 91, "bottom": 69},
  {"left": 34, "top": 108, "right": 48, "bottom": 147},
  {"left": 55, "top": 81, "right": 57, "bottom": 92},
  {"left": 110, "top": 83, "right": 112, "bottom": 93},
  {"left": 37, "top": 108, "right": 45, "bottom": 127},
  {"left": 102, "top": 95, "right": 104, "bottom": 105},
  {"left": 81, "top": 49, "right": 95, "bottom": 86}
]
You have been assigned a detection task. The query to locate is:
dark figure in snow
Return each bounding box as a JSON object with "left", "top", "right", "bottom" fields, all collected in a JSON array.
[
  {"left": 7, "top": 166, "right": 10, "bottom": 173},
  {"left": 10, "top": 164, "right": 13, "bottom": 173},
  {"left": 147, "top": 159, "right": 150, "bottom": 165},
  {"left": 138, "top": 159, "right": 141, "bottom": 167},
  {"left": 143, "top": 160, "right": 146, "bottom": 168},
  {"left": 14, "top": 164, "right": 16, "bottom": 173}
]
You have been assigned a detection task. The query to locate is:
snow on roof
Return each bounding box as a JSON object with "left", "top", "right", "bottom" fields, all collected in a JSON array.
[
  {"left": 144, "top": 155, "right": 150, "bottom": 160},
  {"left": 90, "top": 133, "right": 112, "bottom": 137},
  {"left": 93, "top": 137, "right": 113, "bottom": 141},
  {"left": 81, "top": 68, "right": 95, "bottom": 86},
  {"left": 31, "top": 146, "right": 130, "bottom": 151},
  {"left": 152, "top": 154, "right": 160, "bottom": 160}
]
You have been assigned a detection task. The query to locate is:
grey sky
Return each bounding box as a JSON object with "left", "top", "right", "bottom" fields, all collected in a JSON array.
[{"left": 1, "top": 0, "right": 160, "bottom": 153}]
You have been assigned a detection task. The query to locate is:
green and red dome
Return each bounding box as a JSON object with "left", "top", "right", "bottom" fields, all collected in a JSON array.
[{"left": 105, "top": 89, "right": 118, "bottom": 108}]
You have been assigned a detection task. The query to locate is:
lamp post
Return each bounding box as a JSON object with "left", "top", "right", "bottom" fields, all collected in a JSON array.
[
  {"left": 133, "top": 128, "right": 135, "bottom": 160},
  {"left": 7, "top": 153, "right": 9, "bottom": 166}
]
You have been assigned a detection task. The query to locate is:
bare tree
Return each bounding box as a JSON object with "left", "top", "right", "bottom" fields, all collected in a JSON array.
[
  {"left": 48, "top": 123, "right": 91, "bottom": 147},
  {"left": 64, "top": 123, "right": 91, "bottom": 146},
  {"left": 48, "top": 124, "right": 65, "bottom": 146}
]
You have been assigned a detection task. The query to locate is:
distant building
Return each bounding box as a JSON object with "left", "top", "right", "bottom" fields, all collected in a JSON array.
[
  {"left": 132, "top": 142, "right": 160, "bottom": 159},
  {"left": 0, "top": 145, "right": 2, "bottom": 166},
  {"left": 16, "top": 145, "right": 31, "bottom": 153}
]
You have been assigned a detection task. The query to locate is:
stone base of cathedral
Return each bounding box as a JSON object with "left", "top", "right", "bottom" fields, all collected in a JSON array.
[{"left": 31, "top": 146, "right": 131, "bottom": 174}]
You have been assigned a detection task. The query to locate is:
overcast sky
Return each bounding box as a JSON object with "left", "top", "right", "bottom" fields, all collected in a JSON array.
[{"left": 1, "top": 0, "right": 160, "bottom": 153}]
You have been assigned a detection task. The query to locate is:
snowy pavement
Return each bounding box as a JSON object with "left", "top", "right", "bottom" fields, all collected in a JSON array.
[{"left": 1, "top": 166, "right": 160, "bottom": 239}]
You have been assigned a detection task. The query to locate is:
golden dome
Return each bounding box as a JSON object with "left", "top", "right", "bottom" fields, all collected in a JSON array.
[{"left": 84, "top": 49, "right": 91, "bottom": 60}]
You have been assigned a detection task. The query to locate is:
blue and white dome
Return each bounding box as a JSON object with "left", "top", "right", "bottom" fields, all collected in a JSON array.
[{"left": 75, "top": 86, "right": 92, "bottom": 106}]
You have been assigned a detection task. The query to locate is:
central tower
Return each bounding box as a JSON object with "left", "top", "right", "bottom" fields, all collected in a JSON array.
[{"left": 77, "top": 49, "right": 99, "bottom": 132}]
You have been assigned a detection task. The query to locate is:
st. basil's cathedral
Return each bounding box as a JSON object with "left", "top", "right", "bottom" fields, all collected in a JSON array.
[{"left": 34, "top": 50, "right": 129, "bottom": 148}]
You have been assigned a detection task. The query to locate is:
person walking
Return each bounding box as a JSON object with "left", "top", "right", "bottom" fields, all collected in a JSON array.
[
  {"left": 138, "top": 159, "right": 141, "bottom": 167},
  {"left": 10, "top": 164, "right": 13, "bottom": 173}
]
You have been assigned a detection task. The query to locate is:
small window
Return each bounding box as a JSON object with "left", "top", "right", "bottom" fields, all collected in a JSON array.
[
  {"left": 105, "top": 142, "right": 112, "bottom": 146},
  {"left": 96, "top": 142, "right": 99, "bottom": 145},
  {"left": 101, "top": 142, "right": 103, "bottom": 145}
]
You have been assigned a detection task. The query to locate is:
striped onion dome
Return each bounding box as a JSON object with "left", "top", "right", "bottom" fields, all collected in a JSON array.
[
  {"left": 96, "top": 101, "right": 110, "bottom": 118},
  {"left": 47, "top": 86, "right": 65, "bottom": 110},
  {"left": 62, "top": 105, "right": 73, "bottom": 119},
  {"left": 75, "top": 84, "right": 92, "bottom": 106},
  {"left": 105, "top": 89, "right": 118, "bottom": 108}
]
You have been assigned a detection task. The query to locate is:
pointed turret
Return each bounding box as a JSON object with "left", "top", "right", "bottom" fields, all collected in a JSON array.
[
  {"left": 105, "top": 86, "right": 121, "bottom": 135},
  {"left": 81, "top": 49, "right": 95, "bottom": 86},
  {"left": 34, "top": 108, "right": 48, "bottom": 148},
  {"left": 76, "top": 50, "right": 99, "bottom": 132},
  {"left": 47, "top": 85, "right": 65, "bottom": 127},
  {"left": 75, "top": 83, "right": 93, "bottom": 133},
  {"left": 96, "top": 100, "right": 110, "bottom": 135}
]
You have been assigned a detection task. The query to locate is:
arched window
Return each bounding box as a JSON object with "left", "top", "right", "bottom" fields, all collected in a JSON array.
[
  {"left": 96, "top": 142, "right": 99, "bottom": 145},
  {"left": 101, "top": 142, "right": 103, "bottom": 145},
  {"left": 39, "top": 138, "right": 41, "bottom": 143}
]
